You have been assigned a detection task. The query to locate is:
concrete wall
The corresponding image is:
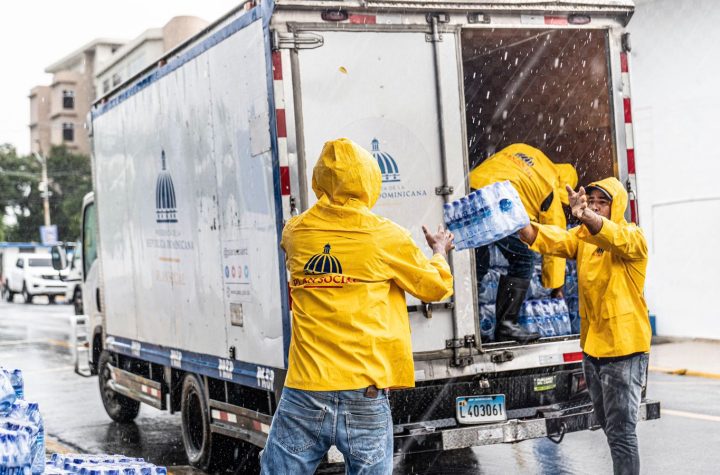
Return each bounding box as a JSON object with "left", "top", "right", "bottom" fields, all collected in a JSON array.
[{"left": 630, "top": 0, "right": 720, "bottom": 338}]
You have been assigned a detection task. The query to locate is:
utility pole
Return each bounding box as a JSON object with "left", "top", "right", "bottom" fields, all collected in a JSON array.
[{"left": 34, "top": 142, "right": 51, "bottom": 227}]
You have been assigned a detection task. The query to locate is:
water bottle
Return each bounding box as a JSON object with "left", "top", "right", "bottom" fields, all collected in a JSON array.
[
  {"left": 0, "top": 372, "right": 15, "bottom": 415},
  {"left": 479, "top": 304, "right": 496, "bottom": 342},
  {"left": 27, "top": 403, "right": 44, "bottom": 475},
  {"left": 536, "top": 300, "right": 550, "bottom": 337},
  {"left": 560, "top": 299, "right": 572, "bottom": 335},
  {"left": 443, "top": 203, "right": 461, "bottom": 248},
  {"left": 459, "top": 197, "right": 474, "bottom": 248},
  {"left": 451, "top": 201, "right": 466, "bottom": 249},
  {"left": 467, "top": 192, "right": 482, "bottom": 247},
  {"left": 544, "top": 299, "right": 557, "bottom": 337}
]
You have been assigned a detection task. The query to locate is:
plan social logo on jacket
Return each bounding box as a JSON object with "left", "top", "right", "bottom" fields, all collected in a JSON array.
[
  {"left": 528, "top": 177, "right": 651, "bottom": 357},
  {"left": 281, "top": 138, "right": 454, "bottom": 391}
]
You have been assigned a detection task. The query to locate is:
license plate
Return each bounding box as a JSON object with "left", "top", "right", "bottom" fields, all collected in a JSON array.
[{"left": 456, "top": 395, "right": 507, "bottom": 424}]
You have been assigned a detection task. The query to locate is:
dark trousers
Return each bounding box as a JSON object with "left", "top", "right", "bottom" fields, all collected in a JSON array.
[
  {"left": 475, "top": 234, "right": 535, "bottom": 283},
  {"left": 583, "top": 353, "right": 649, "bottom": 475}
]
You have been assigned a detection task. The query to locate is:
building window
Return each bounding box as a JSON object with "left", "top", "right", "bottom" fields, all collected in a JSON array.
[
  {"left": 62, "top": 90, "right": 75, "bottom": 109},
  {"left": 62, "top": 123, "right": 74, "bottom": 142},
  {"left": 102, "top": 79, "right": 110, "bottom": 94},
  {"left": 112, "top": 73, "right": 122, "bottom": 87}
]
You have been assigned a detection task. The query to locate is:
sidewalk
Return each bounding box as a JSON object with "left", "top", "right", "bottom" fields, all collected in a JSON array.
[{"left": 650, "top": 337, "right": 720, "bottom": 379}]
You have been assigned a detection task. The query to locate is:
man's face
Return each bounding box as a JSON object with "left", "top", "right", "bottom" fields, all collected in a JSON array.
[{"left": 588, "top": 189, "right": 612, "bottom": 219}]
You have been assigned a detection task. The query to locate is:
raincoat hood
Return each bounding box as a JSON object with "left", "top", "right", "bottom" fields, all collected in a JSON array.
[
  {"left": 556, "top": 163, "right": 578, "bottom": 205},
  {"left": 311, "top": 138, "right": 382, "bottom": 208},
  {"left": 587, "top": 177, "right": 627, "bottom": 224}
]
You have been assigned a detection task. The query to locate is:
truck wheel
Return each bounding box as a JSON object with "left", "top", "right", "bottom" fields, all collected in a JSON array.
[
  {"left": 22, "top": 283, "right": 33, "bottom": 304},
  {"left": 98, "top": 350, "right": 140, "bottom": 423},
  {"left": 73, "top": 288, "right": 83, "bottom": 315},
  {"left": 4, "top": 286, "right": 14, "bottom": 303},
  {"left": 179, "top": 374, "right": 255, "bottom": 471},
  {"left": 180, "top": 373, "right": 214, "bottom": 470},
  {"left": 48, "top": 295, "right": 56, "bottom": 304}
]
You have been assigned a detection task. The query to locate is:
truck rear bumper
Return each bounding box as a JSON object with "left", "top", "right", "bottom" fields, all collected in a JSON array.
[{"left": 392, "top": 399, "right": 660, "bottom": 455}]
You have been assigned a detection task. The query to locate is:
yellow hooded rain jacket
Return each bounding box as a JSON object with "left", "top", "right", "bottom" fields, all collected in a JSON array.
[
  {"left": 281, "top": 138, "right": 454, "bottom": 390},
  {"left": 469, "top": 144, "right": 576, "bottom": 289},
  {"left": 528, "top": 177, "right": 651, "bottom": 357}
]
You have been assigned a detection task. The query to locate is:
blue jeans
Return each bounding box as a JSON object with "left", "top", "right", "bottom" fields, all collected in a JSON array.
[
  {"left": 583, "top": 353, "right": 649, "bottom": 475},
  {"left": 260, "top": 387, "right": 393, "bottom": 475},
  {"left": 475, "top": 234, "right": 535, "bottom": 283}
]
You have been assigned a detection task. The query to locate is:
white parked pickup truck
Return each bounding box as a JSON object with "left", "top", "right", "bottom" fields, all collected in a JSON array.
[{"left": 6, "top": 253, "right": 67, "bottom": 304}]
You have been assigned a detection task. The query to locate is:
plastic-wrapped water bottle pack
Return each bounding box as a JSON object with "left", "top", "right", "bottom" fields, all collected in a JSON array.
[
  {"left": 444, "top": 181, "right": 530, "bottom": 251},
  {"left": 517, "top": 298, "right": 572, "bottom": 338},
  {"left": 0, "top": 368, "right": 44, "bottom": 475},
  {"left": 565, "top": 260, "right": 581, "bottom": 334},
  {"left": 46, "top": 454, "right": 167, "bottom": 475}
]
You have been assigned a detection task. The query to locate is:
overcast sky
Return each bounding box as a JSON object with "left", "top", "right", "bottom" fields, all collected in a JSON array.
[{"left": 0, "top": 0, "right": 239, "bottom": 155}]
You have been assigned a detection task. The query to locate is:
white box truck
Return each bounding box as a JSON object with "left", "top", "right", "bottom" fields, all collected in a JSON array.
[{"left": 60, "top": 0, "right": 660, "bottom": 470}]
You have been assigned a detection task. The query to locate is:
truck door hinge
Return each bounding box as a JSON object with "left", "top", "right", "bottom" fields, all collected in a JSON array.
[
  {"left": 435, "top": 185, "right": 454, "bottom": 196},
  {"left": 425, "top": 13, "right": 449, "bottom": 42},
  {"left": 491, "top": 350, "right": 515, "bottom": 364},
  {"left": 446, "top": 334, "right": 475, "bottom": 350},
  {"left": 272, "top": 31, "right": 324, "bottom": 50}
]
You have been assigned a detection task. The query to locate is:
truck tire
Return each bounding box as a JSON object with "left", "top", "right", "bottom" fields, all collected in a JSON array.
[
  {"left": 179, "top": 374, "right": 258, "bottom": 471},
  {"left": 22, "top": 283, "right": 33, "bottom": 304},
  {"left": 98, "top": 350, "right": 140, "bottom": 423},
  {"left": 4, "top": 285, "right": 14, "bottom": 303},
  {"left": 48, "top": 295, "right": 56, "bottom": 304},
  {"left": 180, "top": 373, "right": 214, "bottom": 470},
  {"left": 73, "top": 287, "right": 83, "bottom": 315}
]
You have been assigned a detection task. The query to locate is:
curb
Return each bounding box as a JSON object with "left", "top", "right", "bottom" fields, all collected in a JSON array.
[
  {"left": 649, "top": 365, "right": 720, "bottom": 380},
  {"left": 45, "top": 436, "right": 80, "bottom": 455}
]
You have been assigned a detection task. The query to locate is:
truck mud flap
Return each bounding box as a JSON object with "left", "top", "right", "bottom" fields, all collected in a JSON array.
[
  {"left": 393, "top": 399, "right": 661, "bottom": 454},
  {"left": 107, "top": 364, "right": 164, "bottom": 410}
]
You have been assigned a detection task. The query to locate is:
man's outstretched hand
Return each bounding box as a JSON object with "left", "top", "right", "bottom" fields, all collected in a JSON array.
[
  {"left": 567, "top": 185, "right": 587, "bottom": 220},
  {"left": 423, "top": 224, "right": 454, "bottom": 258}
]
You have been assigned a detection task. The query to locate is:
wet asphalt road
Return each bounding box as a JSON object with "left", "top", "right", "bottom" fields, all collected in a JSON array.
[{"left": 1, "top": 298, "right": 719, "bottom": 474}]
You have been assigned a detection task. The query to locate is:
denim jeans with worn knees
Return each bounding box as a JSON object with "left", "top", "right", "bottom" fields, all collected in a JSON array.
[
  {"left": 260, "top": 387, "right": 393, "bottom": 475},
  {"left": 583, "top": 353, "right": 649, "bottom": 475}
]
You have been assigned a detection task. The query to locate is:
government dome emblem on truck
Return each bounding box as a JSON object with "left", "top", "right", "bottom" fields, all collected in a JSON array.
[
  {"left": 371, "top": 138, "right": 400, "bottom": 183},
  {"left": 156, "top": 150, "right": 177, "bottom": 224}
]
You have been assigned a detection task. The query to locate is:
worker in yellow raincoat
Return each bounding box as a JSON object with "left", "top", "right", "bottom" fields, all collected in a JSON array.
[
  {"left": 469, "top": 144, "right": 577, "bottom": 343},
  {"left": 260, "top": 138, "right": 454, "bottom": 475},
  {"left": 518, "top": 177, "right": 651, "bottom": 475}
]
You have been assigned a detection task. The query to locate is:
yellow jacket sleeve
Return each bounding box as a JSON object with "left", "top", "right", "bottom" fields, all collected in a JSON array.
[
  {"left": 538, "top": 194, "right": 567, "bottom": 289},
  {"left": 384, "top": 233, "right": 454, "bottom": 302},
  {"left": 578, "top": 218, "right": 648, "bottom": 261},
  {"left": 528, "top": 223, "right": 580, "bottom": 260}
]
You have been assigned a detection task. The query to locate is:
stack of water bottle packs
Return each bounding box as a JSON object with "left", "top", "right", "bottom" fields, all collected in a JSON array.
[
  {"left": 0, "top": 368, "right": 44, "bottom": 475},
  {"left": 45, "top": 454, "right": 167, "bottom": 475},
  {"left": 478, "top": 247, "right": 577, "bottom": 342},
  {"left": 443, "top": 181, "right": 530, "bottom": 251}
]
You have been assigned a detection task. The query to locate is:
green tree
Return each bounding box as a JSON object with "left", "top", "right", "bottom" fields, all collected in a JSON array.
[{"left": 0, "top": 144, "right": 91, "bottom": 243}]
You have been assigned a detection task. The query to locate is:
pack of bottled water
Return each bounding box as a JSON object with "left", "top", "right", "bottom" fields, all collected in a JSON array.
[
  {"left": 444, "top": 181, "right": 530, "bottom": 251},
  {"left": 46, "top": 453, "right": 167, "bottom": 475},
  {"left": 565, "top": 260, "right": 581, "bottom": 334},
  {"left": 478, "top": 269, "right": 501, "bottom": 304},
  {"left": 0, "top": 368, "right": 44, "bottom": 475},
  {"left": 479, "top": 304, "right": 496, "bottom": 342},
  {"left": 518, "top": 298, "right": 572, "bottom": 337}
]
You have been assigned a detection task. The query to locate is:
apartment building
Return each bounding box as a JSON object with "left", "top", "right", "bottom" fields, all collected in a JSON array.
[
  {"left": 29, "top": 39, "right": 125, "bottom": 155},
  {"left": 29, "top": 16, "right": 207, "bottom": 156}
]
